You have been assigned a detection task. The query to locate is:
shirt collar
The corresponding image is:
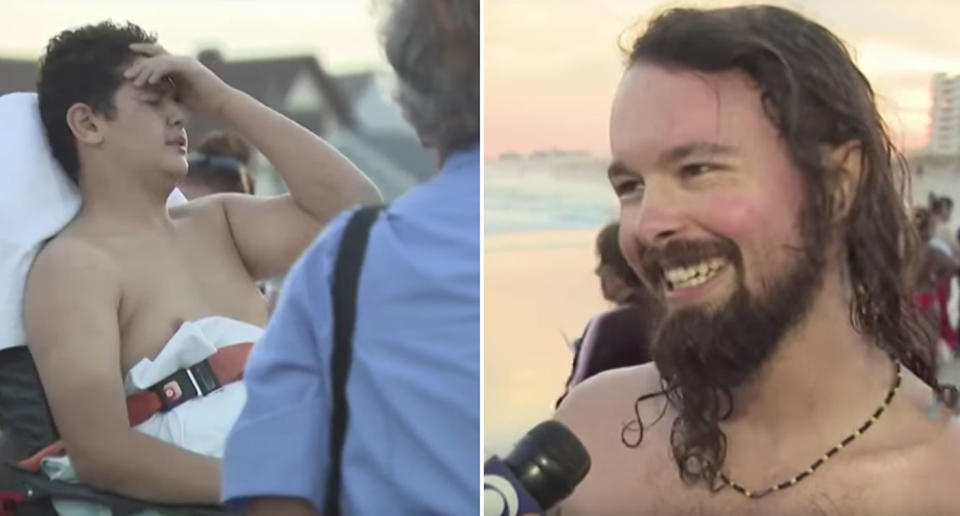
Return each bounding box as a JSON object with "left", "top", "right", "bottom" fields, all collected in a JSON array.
[{"left": 440, "top": 142, "right": 480, "bottom": 175}]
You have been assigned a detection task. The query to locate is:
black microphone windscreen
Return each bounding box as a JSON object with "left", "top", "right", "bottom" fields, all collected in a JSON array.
[{"left": 503, "top": 420, "right": 591, "bottom": 510}]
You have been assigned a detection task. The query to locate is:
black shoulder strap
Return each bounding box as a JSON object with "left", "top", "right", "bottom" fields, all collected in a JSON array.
[{"left": 324, "top": 205, "right": 384, "bottom": 516}]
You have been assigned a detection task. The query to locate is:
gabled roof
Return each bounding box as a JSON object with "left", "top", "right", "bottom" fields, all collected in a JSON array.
[
  {"left": 334, "top": 71, "right": 375, "bottom": 105},
  {"left": 199, "top": 51, "right": 354, "bottom": 128}
]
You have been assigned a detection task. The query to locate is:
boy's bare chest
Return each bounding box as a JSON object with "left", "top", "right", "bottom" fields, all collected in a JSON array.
[{"left": 106, "top": 233, "right": 266, "bottom": 373}]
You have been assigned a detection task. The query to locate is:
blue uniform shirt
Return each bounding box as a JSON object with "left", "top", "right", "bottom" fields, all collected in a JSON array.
[{"left": 222, "top": 145, "right": 480, "bottom": 514}]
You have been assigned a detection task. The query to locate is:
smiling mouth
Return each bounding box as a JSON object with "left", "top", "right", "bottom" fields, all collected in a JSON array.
[{"left": 663, "top": 257, "right": 729, "bottom": 291}]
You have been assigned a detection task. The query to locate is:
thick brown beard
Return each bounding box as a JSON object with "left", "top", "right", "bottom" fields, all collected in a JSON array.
[{"left": 647, "top": 233, "right": 827, "bottom": 486}]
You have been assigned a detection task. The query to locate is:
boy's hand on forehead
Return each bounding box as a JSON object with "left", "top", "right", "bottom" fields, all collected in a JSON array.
[{"left": 124, "top": 43, "right": 235, "bottom": 117}]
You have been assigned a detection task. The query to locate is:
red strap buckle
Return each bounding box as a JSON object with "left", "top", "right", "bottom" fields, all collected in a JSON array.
[{"left": 127, "top": 342, "right": 254, "bottom": 426}]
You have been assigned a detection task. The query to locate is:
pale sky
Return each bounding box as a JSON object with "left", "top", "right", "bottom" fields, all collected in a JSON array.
[
  {"left": 0, "top": 0, "right": 386, "bottom": 73},
  {"left": 485, "top": 0, "right": 960, "bottom": 158}
]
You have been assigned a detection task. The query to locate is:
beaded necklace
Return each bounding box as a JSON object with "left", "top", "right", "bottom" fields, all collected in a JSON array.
[{"left": 719, "top": 359, "right": 901, "bottom": 499}]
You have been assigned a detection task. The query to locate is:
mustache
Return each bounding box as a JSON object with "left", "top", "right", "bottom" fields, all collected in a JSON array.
[{"left": 639, "top": 238, "right": 741, "bottom": 287}]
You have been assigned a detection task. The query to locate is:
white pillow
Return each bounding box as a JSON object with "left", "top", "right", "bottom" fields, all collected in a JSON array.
[{"left": 0, "top": 92, "right": 187, "bottom": 350}]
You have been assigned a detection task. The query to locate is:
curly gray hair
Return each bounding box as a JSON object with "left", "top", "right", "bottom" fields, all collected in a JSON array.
[{"left": 380, "top": 0, "right": 479, "bottom": 153}]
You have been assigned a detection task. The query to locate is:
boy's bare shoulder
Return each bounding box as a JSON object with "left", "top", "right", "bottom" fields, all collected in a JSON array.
[
  {"left": 31, "top": 231, "right": 117, "bottom": 276},
  {"left": 23, "top": 230, "right": 125, "bottom": 358},
  {"left": 26, "top": 231, "right": 121, "bottom": 309}
]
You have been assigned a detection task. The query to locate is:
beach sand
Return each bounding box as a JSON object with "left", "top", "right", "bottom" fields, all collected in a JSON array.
[{"left": 484, "top": 229, "right": 609, "bottom": 455}]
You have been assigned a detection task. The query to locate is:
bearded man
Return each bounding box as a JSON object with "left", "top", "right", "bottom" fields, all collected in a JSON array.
[{"left": 555, "top": 6, "right": 958, "bottom": 515}]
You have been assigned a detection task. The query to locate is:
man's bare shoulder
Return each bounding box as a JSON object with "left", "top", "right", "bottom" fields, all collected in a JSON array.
[
  {"left": 920, "top": 414, "right": 960, "bottom": 469},
  {"left": 857, "top": 371, "right": 960, "bottom": 511},
  {"left": 552, "top": 365, "right": 678, "bottom": 515},
  {"left": 557, "top": 363, "right": 662, "bottom": 416},
  {"left": 883, "top": 416, "right": 960, "bottom": 512},
  {"left": 555, "top": 363, "right": 669, "bottom": 452}
]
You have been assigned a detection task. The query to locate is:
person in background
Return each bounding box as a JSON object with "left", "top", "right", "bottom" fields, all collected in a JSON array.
[
  {"left": 929, "top": 193, "right": 955, "bottom": 256},
  {"left": 179, "top": 130, "right": 283, "bottom": 311},
  {"left": 914, "top": 207, "right": 956, "bottom": 363},
  {"left": 221, "top": 0, "right": 480, "bottom": 514},
  {"left": 179, "top": 129, "right": 254, "bottom": 199},
  {"left": 928, "top": 194, "right": 958, "bottom": 353},
  {"left": 556, "top": 221, "right": 663, "bottom": 407}
]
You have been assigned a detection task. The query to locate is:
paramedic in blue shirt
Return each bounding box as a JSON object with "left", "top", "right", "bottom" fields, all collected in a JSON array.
[{"left": 220, "top": 0, "right": 480, "bottom": 514}]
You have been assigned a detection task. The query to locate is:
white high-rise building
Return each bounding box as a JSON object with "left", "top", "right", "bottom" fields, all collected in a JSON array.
[{"left": 930, "top": 73, "right": 960, "bottom": 155}]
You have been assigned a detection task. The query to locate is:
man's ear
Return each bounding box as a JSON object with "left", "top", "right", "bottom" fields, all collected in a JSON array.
[
  {"left": 826, "top": 141, "right": 863, "bottom": 223},
  {"left": 65, "top": 103, "right": 105, "bottom": 146}
]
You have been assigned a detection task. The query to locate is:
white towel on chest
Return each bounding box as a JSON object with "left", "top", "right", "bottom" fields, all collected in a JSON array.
[{"left": 124, "top": 315, "right": 263, "bottom": 457}]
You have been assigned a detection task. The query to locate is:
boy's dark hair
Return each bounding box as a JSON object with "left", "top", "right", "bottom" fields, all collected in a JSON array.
[{"left": 37, "top": 21, "right": 156, "bottom": 185}]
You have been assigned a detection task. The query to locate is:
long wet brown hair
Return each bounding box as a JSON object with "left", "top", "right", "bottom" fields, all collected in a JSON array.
[{"left": 620, "top": 5, "right": 939, "bottom": 490}]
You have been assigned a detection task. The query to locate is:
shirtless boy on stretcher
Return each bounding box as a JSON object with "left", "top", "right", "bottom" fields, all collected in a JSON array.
[{"left": 21, "top": 22, "right": 381, "bottom": 504}]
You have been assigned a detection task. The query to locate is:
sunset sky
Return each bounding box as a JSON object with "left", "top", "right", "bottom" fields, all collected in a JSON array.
[
  {"left": 0, "top": 1, "right": 384, "bottom": 73},
  {"left": 485, "top": 0, "right": 960, "bottom": 158}
]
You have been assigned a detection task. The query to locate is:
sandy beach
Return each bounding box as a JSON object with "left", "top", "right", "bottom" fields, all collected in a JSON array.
[{"left": 484, "top": 229, "right": 610, "bottom": 455}]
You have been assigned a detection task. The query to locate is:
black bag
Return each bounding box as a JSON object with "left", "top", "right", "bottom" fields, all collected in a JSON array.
[{"left": 323, "top": 205, "right": 384, "bottom": 516}]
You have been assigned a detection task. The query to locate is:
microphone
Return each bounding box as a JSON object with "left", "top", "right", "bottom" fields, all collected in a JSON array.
[{"left": 483, "top": 420, "right": 590, "bottom": 516}]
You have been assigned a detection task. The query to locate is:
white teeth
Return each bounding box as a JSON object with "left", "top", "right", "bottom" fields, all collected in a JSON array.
[{"left": 663, "top": 258, "right": 728, "bottom": 290}]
